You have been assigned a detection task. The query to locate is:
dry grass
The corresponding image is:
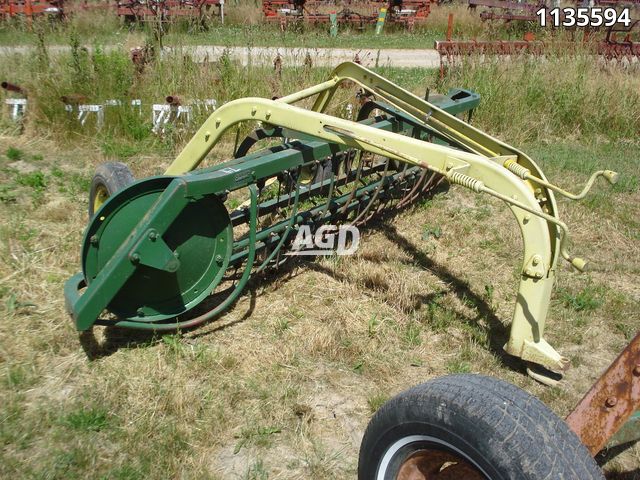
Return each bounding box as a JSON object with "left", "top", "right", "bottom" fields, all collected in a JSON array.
[
  {"left": 0, "top": 129, "right": 638, "bottom": 478},
  {"left": 0, "top": 42, "right": 639, "bottom": 478}
]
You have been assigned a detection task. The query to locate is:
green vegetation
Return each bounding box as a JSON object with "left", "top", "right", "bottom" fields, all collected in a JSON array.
[
  {"left": 62, "top": 407, "right": 110, "bottom": 432},
  {"left": 6, "top": 146, "right": 23, "bottom": 160},
  {"left": 559, "top": 283, "right": 606, "bottom": 312},
  {"left": 438, "top": 54, "right": 640, "bottom": 143}
]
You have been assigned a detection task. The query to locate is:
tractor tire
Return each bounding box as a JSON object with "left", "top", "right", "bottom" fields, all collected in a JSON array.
[
  {"left": 88, "top": 162, "right": 135, "bottom": 218},
  {"left": 358, "top": 374, "right": 603, "bottom": 480}
]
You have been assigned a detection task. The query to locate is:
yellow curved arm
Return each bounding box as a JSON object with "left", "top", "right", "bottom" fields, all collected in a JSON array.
[{"left": 165, "top": 92, "right": 567, "bottom": 376}]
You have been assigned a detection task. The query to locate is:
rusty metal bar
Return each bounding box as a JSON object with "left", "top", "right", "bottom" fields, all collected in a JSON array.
[
  {"left": 435, "top": 38, "right": 640, "bottom": 64},
  {"left": 566, "top": 333, "right": 640, "bottom": 456},
  {"left": 468, "top": 0, "right": 543, "bottom": 12},
  {"left": 1, "top": 81, "right": 26, "bottom": 96}
]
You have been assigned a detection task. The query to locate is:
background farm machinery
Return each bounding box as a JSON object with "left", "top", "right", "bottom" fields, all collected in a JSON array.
[
  {"left": 64, "top": 62, "right": 620, "bottom": 387},
  {"left": 0, "top": 0, "right": 224, "bottom": 23},
  {"left": 469, "top": 0, "right": 640, "bottom": 23},
  {"left": 0, "top": 0, "right": 426, "bottom": 26},
  {"left": 262, "top": 0, "right": 432, "bottom": 30},
  {"left": 437, "top": 10, "right": 640, "bottom": 77}
]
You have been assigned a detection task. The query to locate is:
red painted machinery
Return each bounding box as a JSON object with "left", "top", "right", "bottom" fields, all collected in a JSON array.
[
  {"left": 116, "top": 0, "right": 223, "bottom": 22},
  {"left": 0, "top": 0, "right": 64, "bottom": 19},
  {"left": 469, "top": 0, "right": 640, "bottom": 23},
  {"left": 262, "top": 0, "right": 431, "bottom": 30},
  {"left": 0, "top": 0, "right": 223, "bottom": 22},
  {"left": 436, "top": 15, "right": 639, "bottom": 77}
]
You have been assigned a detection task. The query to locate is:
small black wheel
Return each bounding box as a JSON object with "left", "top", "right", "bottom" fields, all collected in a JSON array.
[
  {"left": 358, "top": 374, "right": 604, "bottom": 480},
  {"left": 88, "top": 162, "right": 135, "bottom": 218}
]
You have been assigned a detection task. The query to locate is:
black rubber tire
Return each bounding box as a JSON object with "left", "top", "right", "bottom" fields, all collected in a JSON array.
[
  {"left": 358, "top": 374, "right": 604, "bottom": 480},
  {"left": 88, "top": 162, "right": 135, "bottom": 218}
]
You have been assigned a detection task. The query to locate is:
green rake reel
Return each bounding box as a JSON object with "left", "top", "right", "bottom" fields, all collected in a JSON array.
[{"left": 64, "top": 62, "right": 618, "bottom": 384}]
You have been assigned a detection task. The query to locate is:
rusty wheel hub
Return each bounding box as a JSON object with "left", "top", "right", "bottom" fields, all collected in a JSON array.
[{"left": 396, "top": 449, "right": 486, "bottom": 480}]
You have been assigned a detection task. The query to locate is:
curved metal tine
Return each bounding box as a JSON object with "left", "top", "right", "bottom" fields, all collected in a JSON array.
[
  {"left": 339, "top": 149, "right": 365, "bottom": 216},
  {"left": 404, "top": 170, "right": 440, "bottom": 206},
  {"left": 397, "top": 169, "right": 428, "bottom": 209},
  {"left": 320, "top": 162, "right": 337, "bottom": 218},
  {"left": 405, "top": 171, "right": 441, "bottom": 206},
  {"left": 257, "top": 166, "right": 302, "bottom": 273},
  {"left": 351, "top": 155, "right": 391, "bottom": 226}
]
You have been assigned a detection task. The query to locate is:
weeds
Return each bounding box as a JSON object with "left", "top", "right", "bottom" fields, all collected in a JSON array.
[
  {"left": 6, "top": 146, "right": 23, "bottom": 160},
  {"left": 62, "top": 408, "right": 110, "bottom": 432},
  {"left": 559, "top": 283, "right": 605, "bottom": 312},
  {"left": 234, "top": 426, "right": 281, "bottom": 454},
  {"left": 367, "top": 392, "right": 389, "bottom": 413},
  {"left": 16, "top": 171, "right": 46, "bottom": 192},
  {"left": 446, "top": 359, "right": 471, "bottom": 374},
  {"left": 438, "top": 53, "right": 640, "bottom": 143}
]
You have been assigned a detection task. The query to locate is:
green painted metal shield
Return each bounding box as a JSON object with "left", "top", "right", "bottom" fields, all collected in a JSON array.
[{"left": 82, "top": 176, "right": 232, "bottom": 323}]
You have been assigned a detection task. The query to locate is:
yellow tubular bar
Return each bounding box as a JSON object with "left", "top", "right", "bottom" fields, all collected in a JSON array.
[
  {"left": 309, "top": 62, "right": 561, "bottom": 268},
  {"left": 165, "top": 63, "right": 573, "bottom": 378}
]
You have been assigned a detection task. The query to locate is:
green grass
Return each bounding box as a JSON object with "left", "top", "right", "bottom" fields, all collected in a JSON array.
[
  {"left": 6, "top": 146, "right": 24, "bottom": 161},
  {"left": 62, "top": 408, "right": 110, "bottom": 432},
  {"left": 367, "top": 392, "right": 389, "bottom": 413},
  {"left": 438, "top": 55, "right": 640, "bottom": 143},
  {"left": 558, "top": 283, "right": 605, "bottom": 312},
  {"left": 0, "top": 137, "right": 638, "bottom": 477}
]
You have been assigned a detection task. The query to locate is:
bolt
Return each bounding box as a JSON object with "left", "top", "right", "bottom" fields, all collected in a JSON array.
[
  {"left": 532, "top": 255, "right": 541, "bottom": 266},
  {"left": 136, "top": 308, "right": 145, "bottom": 317},
  {"left": 130, "top": 253, "right": 140, "bottom": 264},
  {"left": 525, "top": 269, "right": 533, "bottom": 276},
  {"left": 204, "top": 131, "right": 211, "bottom": 141},
  {"left": 90, "top": 235, "right": 99, "bottom": 245},
  {"left": 605, "top": 396, "right": 617, "bottom": 408},
  {"left": 535, "top": 272, "right": 543, "bottom": 279},
  {"left": 633, "top": 364, "right": 640, "bottom": 377},
  {"left": 148, "top": 231, "right": 158, "bottom": 241},
  {"left": 215, "top": 255, "right": 223, "bottom": 264}
]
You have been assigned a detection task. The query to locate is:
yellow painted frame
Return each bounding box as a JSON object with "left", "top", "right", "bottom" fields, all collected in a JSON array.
[{"left": 165, "top": 62, "right": 577, "bottom": 379}]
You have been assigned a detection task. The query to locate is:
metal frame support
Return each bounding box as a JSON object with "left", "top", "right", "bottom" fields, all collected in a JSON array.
[{"left": 566, "top": 333, "right": 640, "bottom": 455}]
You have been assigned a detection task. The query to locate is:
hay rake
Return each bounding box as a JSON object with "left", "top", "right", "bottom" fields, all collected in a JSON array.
[{"left": 64, "top": 62, "right": 618, "bottom": 384}]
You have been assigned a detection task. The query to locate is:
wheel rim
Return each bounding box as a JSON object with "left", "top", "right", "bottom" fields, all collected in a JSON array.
[
  {"left": 377, "top": 435, "right": 489, "bottom": 480},
  {"left": 93, "top": 184, "right": 110, "bottom": 214}
]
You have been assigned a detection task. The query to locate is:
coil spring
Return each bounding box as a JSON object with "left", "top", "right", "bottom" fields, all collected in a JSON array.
[
  {"left": 448, "top": 171, "right": 484, "bottom": 193},
  {"left": 504, "top": 159, "right": 531, "bottom": 179}
]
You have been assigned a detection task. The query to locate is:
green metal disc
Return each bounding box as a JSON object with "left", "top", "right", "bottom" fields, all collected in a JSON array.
[{"left": 82, "top": 176, "right": 232, "bottom": 323}]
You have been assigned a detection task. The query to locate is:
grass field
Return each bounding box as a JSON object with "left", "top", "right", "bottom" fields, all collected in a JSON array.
[{"left": 1, "top": 12, "right": 640, "bottom": 479}]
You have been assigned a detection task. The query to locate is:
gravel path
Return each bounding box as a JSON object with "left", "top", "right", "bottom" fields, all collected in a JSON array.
[{"left": 0, "top": 44, "right": 441, "bottom": 68}]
